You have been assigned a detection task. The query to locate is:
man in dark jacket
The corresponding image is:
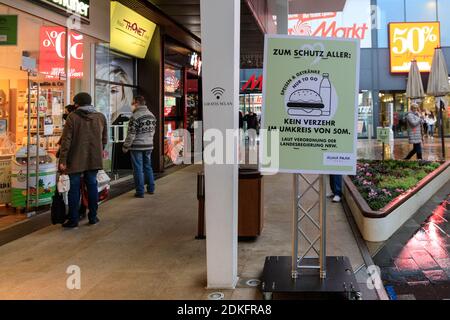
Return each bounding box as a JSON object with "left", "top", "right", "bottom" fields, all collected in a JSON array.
[
  {"left": 59, "top": 92, "right": 108, "bottom": 228},
  {"left": 123, "top": 96, "right": 157, "bottom": 198},
  {"left": 244, "top": 111, "right": 259, "bottom": 147}
]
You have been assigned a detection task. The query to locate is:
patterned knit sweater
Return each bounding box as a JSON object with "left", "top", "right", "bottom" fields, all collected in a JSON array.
[{"left": 123, "top": 106, "right": 157, "bottom": 151}]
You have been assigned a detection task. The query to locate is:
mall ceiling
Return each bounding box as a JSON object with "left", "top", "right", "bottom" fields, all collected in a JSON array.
[
  {"left": 148, "top": 0, "right": 264, "bottom": 67},
  {"left": 147, "top": 0, "right": 347, "bottom": 67}
]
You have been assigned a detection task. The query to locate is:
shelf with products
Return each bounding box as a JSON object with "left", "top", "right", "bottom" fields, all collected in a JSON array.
[{"left": 14, "top": 83, "right": 65, "bottom": 153}]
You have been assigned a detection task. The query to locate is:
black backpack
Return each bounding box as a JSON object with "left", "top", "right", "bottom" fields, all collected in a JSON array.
[{"left": 51, "top": 191, "right": 67, "bottom": 225}]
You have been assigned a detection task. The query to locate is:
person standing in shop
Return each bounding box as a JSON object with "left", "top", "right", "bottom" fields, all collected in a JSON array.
[
  {"left": 405, "top": 103, "right": 423, "bottom": 160},
  {"left": 123, "top": 96, "right": 157, "bottom": 198},
  {"left": 59, "top": 92, "right": 108, "bottom": 228}
]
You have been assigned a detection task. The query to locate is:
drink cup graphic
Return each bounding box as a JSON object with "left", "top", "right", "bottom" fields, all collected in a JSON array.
[{"left": 319, "top": 73, "right": 332, "bottom": 116}]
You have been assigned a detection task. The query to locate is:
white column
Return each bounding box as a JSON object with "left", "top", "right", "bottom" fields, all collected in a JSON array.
[{"left": 200, "top": 0, "right": 240, "bottom": 289}]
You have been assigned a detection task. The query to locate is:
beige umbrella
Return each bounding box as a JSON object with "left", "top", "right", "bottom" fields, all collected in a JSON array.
[
  {"left": 427, "top": 47, "right": 450, "bottom": 159},
  {"left": 406, "top": 60, "right": 425, "bottom": 103}
]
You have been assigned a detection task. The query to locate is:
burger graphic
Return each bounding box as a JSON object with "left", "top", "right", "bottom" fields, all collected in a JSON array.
[
  {"left": 286, "top": 73, "right": 334, "bottom": 118},
  {"left": 288, "top": 89, "right": 324, "bottom": 108}
]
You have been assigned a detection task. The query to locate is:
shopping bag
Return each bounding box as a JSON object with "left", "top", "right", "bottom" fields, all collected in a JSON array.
[
  {"left": 57, "top": 174, "right": 70, "bottom": 193},
  {"left": 51, "top": 191, "right": 67, "bottom": 225}
]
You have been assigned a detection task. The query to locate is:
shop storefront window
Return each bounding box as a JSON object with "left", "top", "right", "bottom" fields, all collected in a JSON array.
[
  {"left": 422, "top": 95, "right": 450, "bottom": 137},
  {"left": 95, "top": 44, "right": 137, "bottom": 175},
  {"left": 0, "top": 6, "right": 63, "bottom": 213},
  {"left": 380, "top": 92, "right": 450, "bottom": 138},
  {"left": 0, "top": 4, "right": 101, "bottom": 221},
  {"left": 358, "top": 91, "right": 374, "bottom": 138},
  {"left": 164, "top": 65, "right": 184, "bottom": 168}
]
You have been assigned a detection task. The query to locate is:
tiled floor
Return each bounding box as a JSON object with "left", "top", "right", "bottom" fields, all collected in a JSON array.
[
  {"left": 374, "top": 182, "right": 450, "bottom": 300},
  {"left": 0, "top": 165, "right": 370, "bottom": 300}
]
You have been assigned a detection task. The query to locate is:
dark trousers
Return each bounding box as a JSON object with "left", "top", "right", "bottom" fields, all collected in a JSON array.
[
  {"left": 405, "top": 143, "right": 423, "bottom": 160},
  {"left": 68, "top": 170, "right": 98, "bottom": 224},
  {"left": 330, "top": 175, "right": 343, "bottom": 197}
]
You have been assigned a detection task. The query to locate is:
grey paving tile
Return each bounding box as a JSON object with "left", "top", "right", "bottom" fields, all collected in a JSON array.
[
  {"left": 386, "top": 243, "right": 410, "bottom": 259},
  {"left": 422, "top": 269, "right": 449, "bottom": 284},
  {"left": 424, "top": 246, "right": 449, "bottom": 260},
  {"left": 374, "top": 250, "right": 394, "bottom": 267},
  {"left": 436, "top": 258, "right": 450, "bottom": 270},
  {"left": 403, "top": 219, "right": 420, "bottom": 228},
  {"left": 394, "top": 258, "right": 420, "bottom": 272},
  {"left": 381, "top": 267, "right": 406, "bottom": 285},
  {"left": 410, "top": 250, "right": 440, "bottom": 270},
  {"left": 397, "top": 294, "right": 416, "bottom": 300}
]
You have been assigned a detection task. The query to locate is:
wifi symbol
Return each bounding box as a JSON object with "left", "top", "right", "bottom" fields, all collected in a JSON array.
[{"left": 212, "top": 87, "right": 225, "bottom": 100}]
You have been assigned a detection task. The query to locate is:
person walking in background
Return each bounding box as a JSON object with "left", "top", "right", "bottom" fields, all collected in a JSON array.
[
  {"left": 59, "top": 93, "right": 108, "bottom": 228},
  {"left": 329, "top": 175, "right": 343, "bottom": 203},
  {"left": 244, "top": 110, "right": 259, "bottom": 148},
  {"left": 123, "top": 96, "right": 157, "bottom": 198},
  {"left": 426, "top": 111, "right": 436, "bottom": 139},
  {"left": 405, "top": 103, "right": 423, "bottom": 160},
  {"left": 421, "top": 111, "right": 428, "bottom": 139}
]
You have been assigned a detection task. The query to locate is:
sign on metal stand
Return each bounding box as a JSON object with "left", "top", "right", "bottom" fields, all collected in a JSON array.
[{"left": 260, "top": 35, "right": 361, "bottom": 300}]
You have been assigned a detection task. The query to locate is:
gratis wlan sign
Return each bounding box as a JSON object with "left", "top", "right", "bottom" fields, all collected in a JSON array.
[{"left": 260, "top": 35, "right": 360, "bottom": 175}]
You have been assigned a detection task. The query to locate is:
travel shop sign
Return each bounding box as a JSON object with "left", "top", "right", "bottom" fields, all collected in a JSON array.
[
  {"left": 29, "top": 0, "right": 90, "bottom": 20},
  {"left": 260, "top": 35, "right": 360, "bottom": 175}
]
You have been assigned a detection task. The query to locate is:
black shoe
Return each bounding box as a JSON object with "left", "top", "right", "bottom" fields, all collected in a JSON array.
[
  {"left": 147, "top": 191, "right": 155, "bottom": 195},
  {"left": 62, "top": 221, "right": 79, "bottom": 229},
  {"left": 89, "top": 217, "right": 100, "bottom": 225},
  {"left": 134, "top": 193, "right": 144, "bottom": 198}
]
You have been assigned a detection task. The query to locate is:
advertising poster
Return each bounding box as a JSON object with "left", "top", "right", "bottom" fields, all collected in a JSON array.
[
  {"left": 389, "top": 22, "right": 440, "bottom": 73},
  {"left": 260, "top": 35, "right": 360, "bottom": 175},
  {"left": 39, "top": 26, "right": 84, "bottom": 79}
]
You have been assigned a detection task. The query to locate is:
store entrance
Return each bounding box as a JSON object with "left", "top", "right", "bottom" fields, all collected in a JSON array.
[{"left": 0, "top": 66, "right": 64, "bottom": 225}]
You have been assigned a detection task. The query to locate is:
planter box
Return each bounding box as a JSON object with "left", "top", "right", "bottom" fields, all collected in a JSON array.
[{"left": 343, "top": 161, "right": 450, "bottom": 242}]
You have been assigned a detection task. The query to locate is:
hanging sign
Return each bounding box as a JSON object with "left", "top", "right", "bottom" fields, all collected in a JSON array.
[
  {"left": 0, "top": 15, "right": 18, "bottom": 46},
  {"left": 110, "top": 1, "right": 156, "bottom": 59},
  {"left": 389, "top": 22, "right": 440, "bottom": 73},
  {"left": 260, "top": 35, "right": 360, "bottom": 175},
  {"left": 38, "top": 26, "right": 84, "bottom": 79},
  {"left": 28, "top": 0, "right": 90, "bottom": 21}
]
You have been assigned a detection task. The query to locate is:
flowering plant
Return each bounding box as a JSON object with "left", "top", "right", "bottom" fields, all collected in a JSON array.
[{"left": 351, "top": 160, "right": 440, "bottom": 210}]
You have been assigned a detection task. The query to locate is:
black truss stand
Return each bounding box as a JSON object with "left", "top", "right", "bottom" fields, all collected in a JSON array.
[{"left": 260, "top": 175, "right": 362, "bottom": 300}]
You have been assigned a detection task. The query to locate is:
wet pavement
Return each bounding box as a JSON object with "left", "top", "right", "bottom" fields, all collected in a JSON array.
[
  {"left": 358, "top": 137, "right": 450, "bottom": 161},
  {"left": 373, "top": 181, "right": 450, "bottom": 300}
]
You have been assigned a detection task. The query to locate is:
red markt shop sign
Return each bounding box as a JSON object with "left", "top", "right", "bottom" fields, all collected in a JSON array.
[{"left": 39, "top": 26, "right": 84, "bottom": 79}]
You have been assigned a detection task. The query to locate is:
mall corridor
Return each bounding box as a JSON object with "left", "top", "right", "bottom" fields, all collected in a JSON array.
[{"left": 0, "top": 165, "right": 368, "bottom": 300}]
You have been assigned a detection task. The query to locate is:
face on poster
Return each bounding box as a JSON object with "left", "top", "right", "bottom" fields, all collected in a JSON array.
[{"left": 260, "top": 35, "right": 360, "bottom": 175}]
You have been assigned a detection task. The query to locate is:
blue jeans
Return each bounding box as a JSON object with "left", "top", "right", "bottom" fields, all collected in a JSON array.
[
  {"left": 330, "top": 175, "right": 343, "bottom": 197},
  {"left": 130, "top": 150, "right": 155, "bottom": 196},
  {"left": 68, "top": 170, "right": 98, "bottom": 224}
]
